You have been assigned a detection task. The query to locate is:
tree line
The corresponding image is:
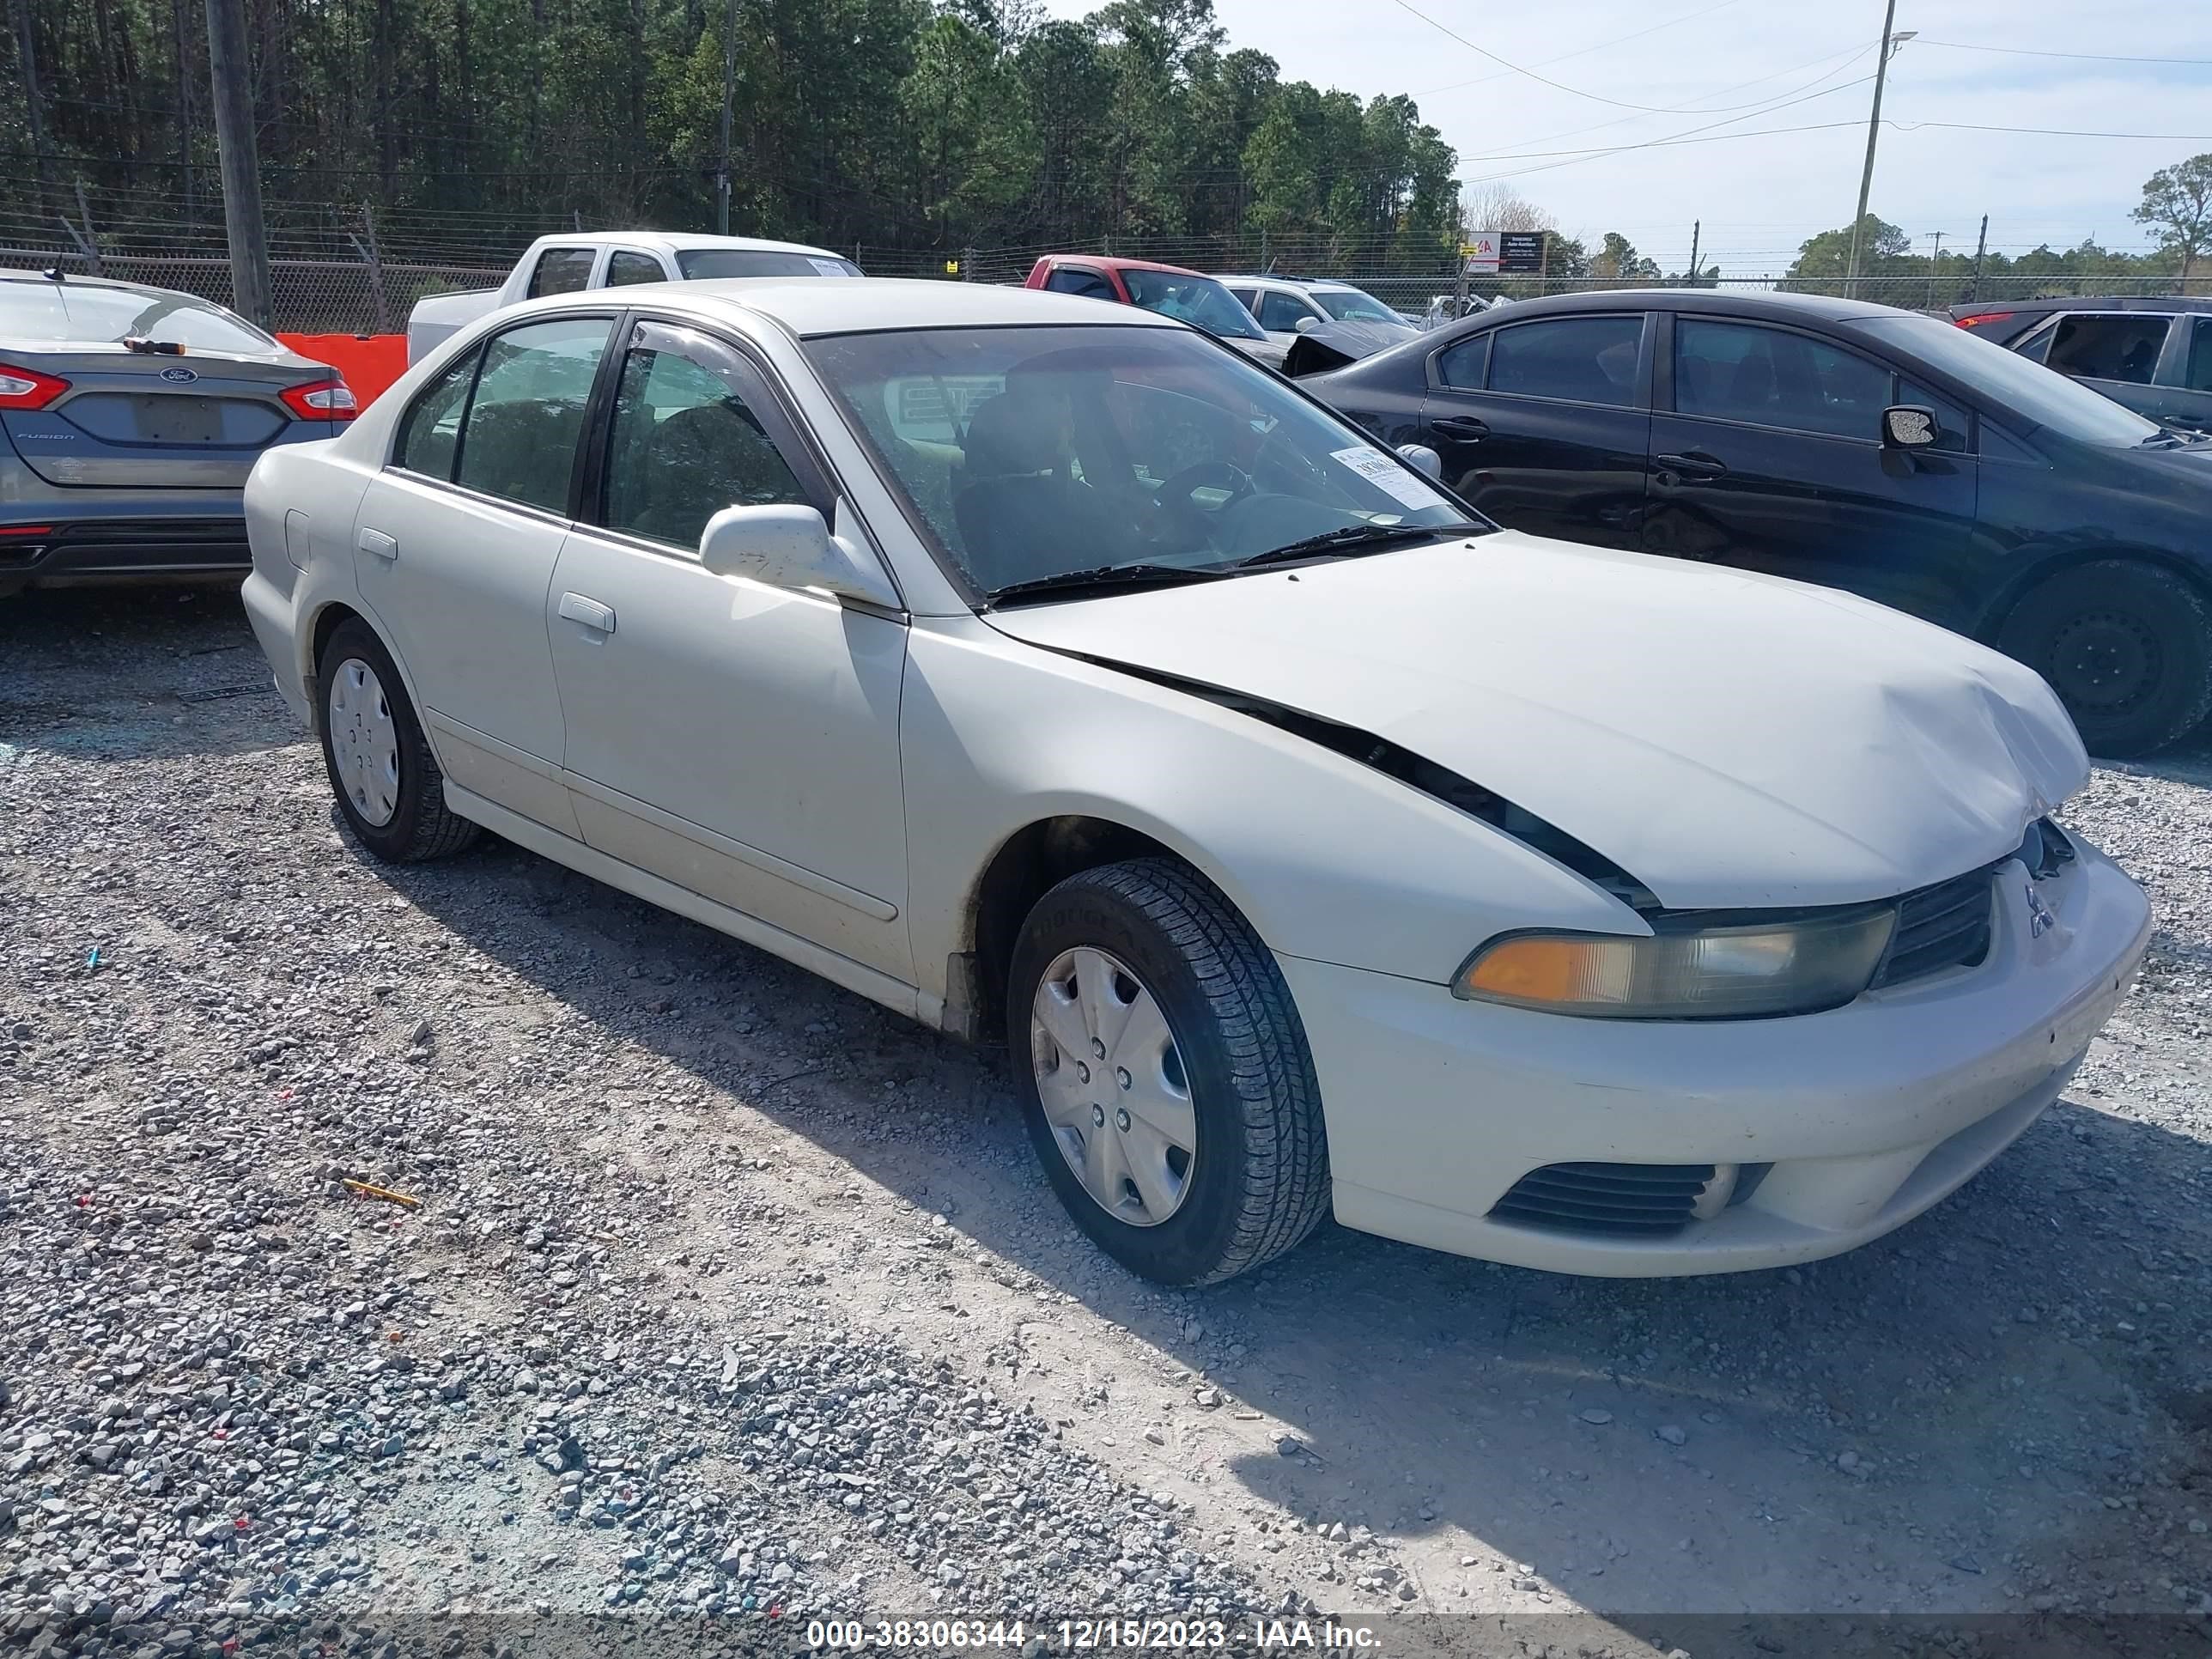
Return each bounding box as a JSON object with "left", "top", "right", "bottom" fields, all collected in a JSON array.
[{"left": 0, "top": 0, "right": 1462, "bottom": 270}]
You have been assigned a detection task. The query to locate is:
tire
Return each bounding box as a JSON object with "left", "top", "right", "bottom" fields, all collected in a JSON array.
[
  {"left": 1996, "top": 561, "right": 2212, "bottom": 758},
  {"left": 315, "top": 617, "right": 479, "bottom": 862},
  {"left": 1006, "top": 858, "right": 1330, "bottom": 1287}
]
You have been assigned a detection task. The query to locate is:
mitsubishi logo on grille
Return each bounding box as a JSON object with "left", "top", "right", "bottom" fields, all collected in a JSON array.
[{"left": 2024, "top": 880, "right": 2054, "bottom": 939}]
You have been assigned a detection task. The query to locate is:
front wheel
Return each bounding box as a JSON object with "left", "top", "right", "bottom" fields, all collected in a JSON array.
[
  {"left": 1996, "top": 561, "right": 2212, "bottom": 757},
  {"left": 1007, "top": 859, "right": 1330, "bottom": 1286}
]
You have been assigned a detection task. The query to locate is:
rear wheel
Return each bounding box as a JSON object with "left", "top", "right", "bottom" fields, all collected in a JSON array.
[
  {"left": 1996, "top": 561, "right": 2212, "bottom": 757},
  {"left": 1007, "top": 859, "right": 1330, "bottom": 1286},
  {"left": 316, "top": 617, "right": 478, "bottom": 862}
]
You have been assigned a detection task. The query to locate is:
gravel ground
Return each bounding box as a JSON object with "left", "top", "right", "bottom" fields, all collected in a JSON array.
[{"left": 3, "top": 587, "right": 2210, "bottom": 1658}]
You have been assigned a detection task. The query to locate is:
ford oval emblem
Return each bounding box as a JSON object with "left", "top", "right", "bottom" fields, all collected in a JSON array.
[{"left": 159, "top": 365, "right": 198, "bottom": 384}]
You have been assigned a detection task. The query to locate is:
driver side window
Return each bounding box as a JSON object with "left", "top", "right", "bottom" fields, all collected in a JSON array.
[
  {"left": 602, "top": 334, "right": 812, "bottom": 551},
  {"left": 1257, "top": 291, "right": 1315, "bottom": 332}
]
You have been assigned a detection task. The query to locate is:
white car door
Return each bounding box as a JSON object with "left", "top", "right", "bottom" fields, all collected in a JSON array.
[
  {"left": 354, "top": 312, "right": 617, "bottom": 835},
  {"left": 544, "top": 318, "right": 912, "bottom": 981}
]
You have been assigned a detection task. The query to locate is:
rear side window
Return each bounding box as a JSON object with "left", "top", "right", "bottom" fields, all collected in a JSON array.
[
  {"left": 1044, "top": 267, "right": 1117, "bottom": 301},
  {"left": 2043, "top": 313, "right": 2171, "bottom": 385},
  {"left": 525, "top": 248, "right": 595, "bottom": 299},
  {"left": 1434, "top": 332, "right": 1490, "bottom": 389},
  {"left": 605, "top": 252, "right": 666, "bottom": 287},
  {"left": 452, "top": 317, "right": 613, "bottom": 514},
  {"left": 394, "top": 346, "right": 480, "bottom": 480},
  {"left": 1489, "top": 316, "right": 1642, "bottom": 407}
]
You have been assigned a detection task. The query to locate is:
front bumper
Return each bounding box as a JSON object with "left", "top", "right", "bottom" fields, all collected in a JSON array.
[{"left": 1287, "top": 840, "right": 2151, "bottom": 1276}]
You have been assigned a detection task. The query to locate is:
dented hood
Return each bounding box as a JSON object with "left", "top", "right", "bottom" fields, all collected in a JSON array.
[{"left": 985, "top": 532, "right": 2089, "bottom": 909}]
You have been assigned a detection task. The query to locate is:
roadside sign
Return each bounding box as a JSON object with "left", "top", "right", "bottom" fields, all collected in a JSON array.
[
  {"left": 1500, "top": 232, "right": 1547, "bottom": 273},
  {"left": 1462, "top": 234, "right": 1500, "bottom": 274}
]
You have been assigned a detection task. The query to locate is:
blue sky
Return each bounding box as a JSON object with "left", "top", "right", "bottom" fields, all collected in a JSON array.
[{"left": 1041, "top": 0, "right": 2212, "bottom": 274}]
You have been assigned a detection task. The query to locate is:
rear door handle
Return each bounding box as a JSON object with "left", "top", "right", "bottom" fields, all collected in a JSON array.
[
  {"left": 357, "top": 528, "right": 398, "bottom": 561},
  {"left": 558, "top": 592, "right": 617, "bottom": 635},
  {"left": 1430, "top": 416, "right": 1489, "bottom": 441},
  {"left": 1655, "top": 451, "right": 1727, "bottom": 482}
]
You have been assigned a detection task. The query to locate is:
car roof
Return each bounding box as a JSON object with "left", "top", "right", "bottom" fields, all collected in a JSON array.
[
  {"left": 1216, "top": 274, "right": 1362, "bottom": 291},
  {"left": 531, "top": 231, "right": 848, "bottom": 258},
  {"left": 1040, "top": 254, "right": 1207, "bottom": 276},
  {"left": 1947, "top": 295, "right": 2212, "bottom": 317},
  {"left": 613, "top": 276, "right": 1188, "bottom": 337},
  {"left": 1451, "top": 288, "right": 1918, "bottom": 325}
]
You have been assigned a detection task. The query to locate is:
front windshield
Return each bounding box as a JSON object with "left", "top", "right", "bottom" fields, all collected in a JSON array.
[
  {"left": 1313, "top": 288, "right": 1400, "bottom": 324},
  {"left": 805, "top": 324, "right": 1483, "bottom": 599},
  {"left": 1850, "top": 313, "right": 2165, "bottom": 447},
  {"left": 1120, "top": 270, "right": 1268, "bottom": 340},
  {"left": 675, "top": 249, "right": 863, "bottom": 279}
]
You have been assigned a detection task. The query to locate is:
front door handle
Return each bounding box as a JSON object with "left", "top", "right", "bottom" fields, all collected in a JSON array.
[
  {"left": 358, "top": 528, "right": 398, "bottom": 561},
  {"left": 558, "top": 592, "right": 617, "bottom": 635},
  {"left": 1430, "top": 415, "right": 1489, "bottom": 441},
  {"left": 1655, "top": 451, "right": 1728, "bottom": 483}
]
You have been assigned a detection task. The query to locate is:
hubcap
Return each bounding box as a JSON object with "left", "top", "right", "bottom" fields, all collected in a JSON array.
[
  {"left": 1030, "top": 946, "right": 1195, "bottom": 1228},
  {"left": 2048, "top": 611, "right": 2156, "bottom": 714},
  {"left": 328, "top": 657, "right": 401, "bottom": 828}
]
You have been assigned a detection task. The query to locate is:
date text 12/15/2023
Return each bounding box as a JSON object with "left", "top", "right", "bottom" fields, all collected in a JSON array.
[{"left": 805, "top": 1618, "right": 1390, "bottom": 1650}]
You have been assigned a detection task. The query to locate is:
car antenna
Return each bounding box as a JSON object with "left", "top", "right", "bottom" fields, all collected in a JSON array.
[{"left": 41, "top": 264, "right": 64, "bottom": 283}]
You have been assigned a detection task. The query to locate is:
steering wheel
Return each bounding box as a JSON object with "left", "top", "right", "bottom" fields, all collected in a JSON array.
[{"left": 1150, "top": 461, "right": 1256, "bottom": 540}]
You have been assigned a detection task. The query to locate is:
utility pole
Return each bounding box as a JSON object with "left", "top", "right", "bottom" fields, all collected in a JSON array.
[
  {"left": 204, "top": 0, "right": 271, "bottom": 327},
  {"left": 1844, "top": 3, "right": 1916, "bottom": 294},
  {"left": 1970, "top": 213, "right": 1988, "bottom": 301},
  {"left": 1925, "top": 229, "right": 1944, "bottom": 306},
  {"left": 1686, "top": 219, "right": 1700, "bottom": 288},
  {"left": 716, "top": 0, "right": 737, "bottom": 236}
]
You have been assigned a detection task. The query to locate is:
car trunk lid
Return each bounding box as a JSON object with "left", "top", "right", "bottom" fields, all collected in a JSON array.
[{"left": 1, "top": 347, "right": 338, "bottom": 489}]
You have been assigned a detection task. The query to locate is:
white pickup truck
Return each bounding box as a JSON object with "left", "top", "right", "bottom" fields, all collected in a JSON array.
[{"left": 405, "top": 232, "right": 866, "bottom": 362}]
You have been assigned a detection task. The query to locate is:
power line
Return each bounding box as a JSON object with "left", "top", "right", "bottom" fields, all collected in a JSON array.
[
  {"left": 1414, "top": 0, "right": 1747, "bottom": 97},
  {"left": 1382, "top": 0, "right": 1839, "bottom": 114},
  {"left": 1915, "top": 40, "right": 2212, "bottom": 67},
  {"left": 1899, "top": 119, "right": 2212, "bottom": 139}
]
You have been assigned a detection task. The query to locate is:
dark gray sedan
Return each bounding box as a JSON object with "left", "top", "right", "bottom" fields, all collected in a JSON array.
[{"left": 0, "top": 270, "right": 354, "bottom": 597}]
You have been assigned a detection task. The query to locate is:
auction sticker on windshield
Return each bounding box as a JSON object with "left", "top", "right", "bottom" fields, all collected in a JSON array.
[{"left": 1332, "top": 446, "right": 1450, "bottom": 512}]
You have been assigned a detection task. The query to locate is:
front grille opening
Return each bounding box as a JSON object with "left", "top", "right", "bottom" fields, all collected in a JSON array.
[
  {"left": 1490, "top": 1162, "right": 1717, "bottom": 1237},
  {"left": 1869, "top": 868, "right": 1994, "bottom": 989}
]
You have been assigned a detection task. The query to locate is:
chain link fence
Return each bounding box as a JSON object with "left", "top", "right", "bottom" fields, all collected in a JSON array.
[
  {"left": 3, "top": 234, "right": 2199, "bottom": 337},
  {"left": 0, "top": 246, "right": 506, "bottom": 334}
]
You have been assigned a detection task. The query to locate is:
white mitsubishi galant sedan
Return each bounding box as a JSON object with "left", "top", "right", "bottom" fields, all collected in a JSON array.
[{"left": 241, "top": 280, "right": 2152, "bottom": 1287}]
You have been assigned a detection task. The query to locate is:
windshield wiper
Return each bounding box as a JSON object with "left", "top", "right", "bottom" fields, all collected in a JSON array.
[
  {"left": 1233, "top": 520, "right": 1490, "bottom": 571},
  {"left": 986, "top": 562, "right": 1235, "bottom": 607}
]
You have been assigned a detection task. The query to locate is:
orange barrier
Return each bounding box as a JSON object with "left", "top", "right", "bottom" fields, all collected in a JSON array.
[{"left": 276, "top": 332, "right": 410, "bottom": 410}]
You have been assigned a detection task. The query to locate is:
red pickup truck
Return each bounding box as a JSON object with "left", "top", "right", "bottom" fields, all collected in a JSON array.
[{"left": 1023, "top": 255, "right": 1288, "bottom": 369}]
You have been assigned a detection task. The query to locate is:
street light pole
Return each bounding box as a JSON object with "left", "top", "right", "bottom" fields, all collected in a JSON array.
[{"left": 1844, "top": 3, "right": 1915, "bottom": 295}]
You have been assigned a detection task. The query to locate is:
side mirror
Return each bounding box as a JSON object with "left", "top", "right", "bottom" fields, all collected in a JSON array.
[
  {"left": 697, "top": 501, "right": 901, "bottom": 609},
  {"left": 1396, "top": 443, "right": 1443, "bottom": 480},
  {"left": 1881, "top": 404, "right": 1940, "bottom": 449},
  {"left": 1293, "top": 314, "right": 1318, "bottom": 333}
]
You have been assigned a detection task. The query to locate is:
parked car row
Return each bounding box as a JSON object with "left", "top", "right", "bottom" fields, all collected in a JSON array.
[
  {"left": 1303, "top": 288, "right": 2212, "bottom": 757},
  {"left": 234, "top": 275, "right": 2150, "bottom": 1290}
]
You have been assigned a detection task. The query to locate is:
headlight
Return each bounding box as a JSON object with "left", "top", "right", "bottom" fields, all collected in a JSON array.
[{"left": 1454, "top": 906, "right": 1897, "bottom": 1019}]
